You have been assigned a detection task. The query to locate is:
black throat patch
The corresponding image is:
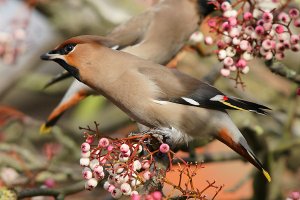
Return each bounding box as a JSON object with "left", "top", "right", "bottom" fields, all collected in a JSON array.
[{"left": 54, "top": 59, "right": 80, "bottom": 81}]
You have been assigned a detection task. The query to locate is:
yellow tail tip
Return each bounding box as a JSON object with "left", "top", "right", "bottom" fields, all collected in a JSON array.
[
  {"left": 263, "top": 169, "right": 271, "bottom": 182},
  {"left": 40, "top": 123, "right": 52, "bottom": 134}
]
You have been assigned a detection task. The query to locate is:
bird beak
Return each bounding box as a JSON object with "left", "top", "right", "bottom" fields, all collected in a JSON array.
[
  {"left": 40, "top": 50, "right": 65, "bottom": 61},
  {"left": 40, "top": 52, "right": 52, "bottom": 60}
]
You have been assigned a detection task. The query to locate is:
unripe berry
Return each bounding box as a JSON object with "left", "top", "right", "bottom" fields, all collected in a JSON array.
[
  {"left": 131, "top": 178, "right": 141, "bottom": 187},
  {"left": 132, "top": 144, "right": 143, "bottom": 154},
  {"left": 241, "top": 66, "right": 250, "bottom": 74},
  {"left": 133, "top": 160, "right": 142, "bottom": 171},
  {"left": 80, "top": 157, "right": 90, "bottom": 167},
  {"left": 89, "top": 159, "right": 99, "bottom": 170},
  {"left": 218, "top": 49, "right": 227, "bottom": 60},
  {"left": 85, "top": 178, "right": 98, "bottom": 190},
  {"left": 225, "top": 46, "right": 236, "bottom": 57},
  {"left": 81, "top": 151, "right": 90, "bottom": 158},
  {"left": 119, "top": 153, "right": 129, "bottom": 162},
  {"left": 120, "top": 183, "right": 132, "bottom": 195},
  {"left": 111, "top": 188, "right": 122, "bottom": 199}
]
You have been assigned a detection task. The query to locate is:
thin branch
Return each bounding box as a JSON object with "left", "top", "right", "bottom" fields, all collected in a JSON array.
[
  {"left": 265, "top": 60, "right": 300, "bottom": 85},
  {"left": 17, "top": 181, "right": 85, "bottom": 200}
]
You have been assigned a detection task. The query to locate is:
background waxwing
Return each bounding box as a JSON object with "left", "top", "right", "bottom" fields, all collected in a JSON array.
[
  {"left": 40, "top": 0, "right": 221, "bottom": 133},
  {"left": 41, "top": 35, "right": 271, "bottom": 182}
]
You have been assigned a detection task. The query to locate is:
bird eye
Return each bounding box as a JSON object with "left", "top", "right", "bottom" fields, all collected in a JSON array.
[{"left": 63, "top": 44, "right": 76, "bottom": 54}]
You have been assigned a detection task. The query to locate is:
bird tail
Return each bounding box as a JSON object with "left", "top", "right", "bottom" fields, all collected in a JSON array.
[
  {"left": 216, "top": 127, "right": 271, "bottom": 182},
  {"left": 227, "top": 97, "right": 271, "bottom": 115},
  {"left": 40, "top": 88, "right": 88, "bottom": 134}
]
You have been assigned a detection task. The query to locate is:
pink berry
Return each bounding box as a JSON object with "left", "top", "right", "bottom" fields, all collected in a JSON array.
[
  {"left": 291, "top": 44, "right": 300, "bottom": 52},
  {"left": 290, "top": 34, "right": 299, "bottom": 44},
  {"left": 221, "top": 2, "right": 231, "bottom": 11},
  {"left": 204, "top": 36, "right": 213, "bottom": 45},
  {"left": 239, "top": 40, "right": 249, "bottom": 51},
  {"left": 85, "top": 135, "right": 94, "bottom": 144},
  {"left": 108, "top": 184, "right": 116, "bottom": 193},
  {"left": 44, "top": 178, "right": 55, "bottom": 188},
  {"left": 275, "top": 25, "right": 285, "bottom": 34},
  {"left": 221, "top": 22, "right": 231, "bottom": 31},
  {"left": 275, "top": 52, "right": 285, "bottom": 60},
  {"left": 220, "top": 68, "right": 230, "bottom": 77},
  {"left": 81, "top": 142, "right": 90, "bottom": 152},
  {"left": 262, "top": 39, "right": 274, "bottom": 50},
  {"left": 223, "top": 57, "right": 234, "bottom": 66},
  {"left": 228, "top": 17, "right": 237, "bottom": 26},
  {"left": 143, "top": 171, "right": 151, "bottom": 180},
  {"left": 120, "top": 143, "right": 130, "bottom": 153},
  {"left": 98, "top": 138, "right": 109, "bottom": 148},
  {"left": 120, "top": 183, "right": 132, "bottom": 195},
  {"left": 294, "top": 18, "right": 300, "bottom": 27},
  {"left": 265, "top": 52, "right": 273, "bottom": 60},
  {"left": 243, "top": 12, "right": 253, "bottom": 20},
  {"left": 83, "top": 170, "right": 93, "bottom": 180},
  {"left": 107, "top": 145, "right": 114, "bottom": 151},
  {"left": 131, "top": 193, "right": 141, "bottom": 200},
  {"left": 289, "top": 8, "right": 299, "bottom": 18},
  {"left": 208, "top": 18, "right": 217, "bottom": 27},
  {"left": 255, "top": 25, "right": 265, "bottom": 35},
  {"left": 152, "top": 191, "right": 162, "bottom": 200},
  {"left": 229, "top": 27, "right": 240, "bottom": 37},
  {"left": 236, "top": 59, "right": 247, "bottom": 68},
  {"left": 262, "top": 12, "right": 273, "bottom": 23},
  {"left": 159, "top": 143, "right": 170, "bottom": 153},
  {"left": 278, "top": 12, "right": 290, "bottom": 23}
]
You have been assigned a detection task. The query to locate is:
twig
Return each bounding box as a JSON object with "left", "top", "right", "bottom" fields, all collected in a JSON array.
[
  {"left": 17, "top": 181, "right": 85, "bottom": 200},
  {"left": 265, "top": 60, "right": 300, "bottom": 85}
]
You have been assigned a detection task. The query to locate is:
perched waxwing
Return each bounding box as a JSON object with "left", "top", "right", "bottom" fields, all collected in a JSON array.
[
  {"left": 41, "top": 0, "right": 221, "bottom": 132},
  {"left": 41, "top": 35, "right": 271, "bottom": 182}
]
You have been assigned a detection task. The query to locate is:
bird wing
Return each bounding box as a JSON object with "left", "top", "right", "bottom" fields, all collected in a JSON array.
[{"left": 138, "top": 66, "right": 270, "bottom": 114}]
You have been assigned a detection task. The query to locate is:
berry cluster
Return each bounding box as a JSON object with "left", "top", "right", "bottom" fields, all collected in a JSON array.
[
  {"left": 80, "top": 131, "right": 169, "bottom": 199},
  {"left": 205, "top": 0, "right": 300, "bottom": 84}
]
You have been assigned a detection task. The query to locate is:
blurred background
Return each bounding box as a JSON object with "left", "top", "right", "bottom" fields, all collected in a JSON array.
[{"left": 0, "top": 0, "right": 300, "bottom": 199}]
